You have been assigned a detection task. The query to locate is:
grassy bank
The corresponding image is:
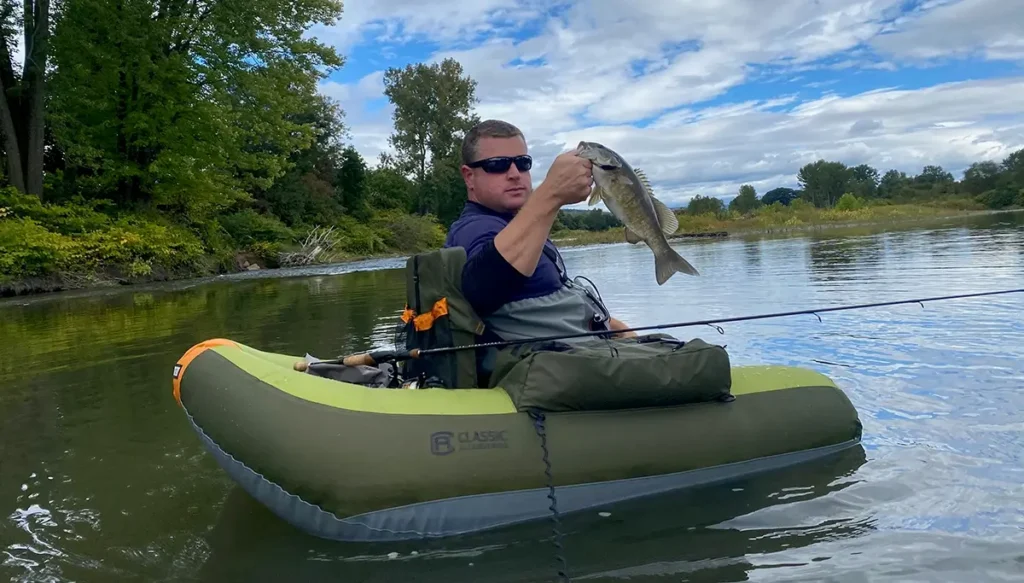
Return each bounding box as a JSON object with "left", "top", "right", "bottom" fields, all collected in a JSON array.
[
  {"left": 1, "top": 189, "right": 1020, "bottom": 297},
  {"left": 552, "top": 198, "right": 1013, "bottom": 247},
  {"left": 0, "top": 188, "right": 445, "bottom": 296}
]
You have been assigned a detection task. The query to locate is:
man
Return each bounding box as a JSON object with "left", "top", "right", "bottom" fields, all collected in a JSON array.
[{"left": 444, "top": 119, "right": 636, "bottom": 346}]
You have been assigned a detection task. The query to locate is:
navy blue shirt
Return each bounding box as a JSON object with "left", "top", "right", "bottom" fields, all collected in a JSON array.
[{"left": 445, "top": 201, "right": 566, "bottom": 316}]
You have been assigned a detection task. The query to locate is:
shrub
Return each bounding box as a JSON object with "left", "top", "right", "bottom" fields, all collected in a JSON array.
[
  {"left": 0, "top": 187, "right": 113, "bottom": 234},
  {"left": 371, "top": 211, "right": 446, "bottom": 253},
  {"left": 0, "top": 203, "right": 206, "bottom": 283},
  {"left": 219, "top": 208, "right": 296, "bottom": 246},
  {"left": 835, "top": 193, "right": 862, "bottom": 211}
]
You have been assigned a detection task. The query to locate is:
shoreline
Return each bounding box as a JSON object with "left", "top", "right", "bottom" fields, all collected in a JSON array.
[
  {"left": 3, "top": 207, "right": 1021, "bottom": 300},
  {"left": 554, "top": 208, "right": 1022, "bottom": 247}
]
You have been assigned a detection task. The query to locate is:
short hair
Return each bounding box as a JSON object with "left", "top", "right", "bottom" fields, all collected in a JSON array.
[{"left": 461, "top": 119, "right": 525, "bottom": 165}]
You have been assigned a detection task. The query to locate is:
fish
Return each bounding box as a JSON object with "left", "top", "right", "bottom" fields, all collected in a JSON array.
[{"left": 575, "top": 140, "right": 700, "bottom": 284}]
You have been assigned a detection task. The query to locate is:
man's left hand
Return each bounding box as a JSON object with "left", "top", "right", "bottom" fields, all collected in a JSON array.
[{"left": 608, "top": 317, "right": 637, "bottom": 338}]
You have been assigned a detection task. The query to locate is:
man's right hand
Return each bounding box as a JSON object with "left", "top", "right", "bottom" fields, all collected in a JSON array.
[
  {"left": 493, "top": 148, "right": 594, "bottom": 278},
  {"left": 539, "top": 149, "right": 594, "bottom": 206}
]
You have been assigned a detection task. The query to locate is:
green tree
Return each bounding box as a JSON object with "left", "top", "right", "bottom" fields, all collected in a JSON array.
[
  {"left": 914, "top": 164, "right": 954, "bottom": 186},
  {"left": 338, "top": 146, "right": 369, "bottom": 221},
  {"left": 797, "top": 160, "right": 851, "bottom": 207},
  {"left": 253, "top": 94, "right": 348, "bottom": 227},
  {"left": 0, "top": 0, "right": 50, "bottom": 196},
  {"left": 729, "top": 184, "right": 761, "bottom": 214},
  {"left": 848, "top": 164, "right": 879, "bottom": 198},
  {"left": 686, "top": 194, "right": 726, "bottom": 216},
  {"left": 46, "top": 0, "right": 344, "bottom": 221},
  {"left": 381, "top": 57, "right": 480, "bottom": 217},
  {"left": 761, "top": 187, "right": 799, "bottom": 206},
  {"left": 420, "top": 150, "right": 469, "bottom": 227},
  {"left": 878, "top": 169, "right": 908, "bottom": 198},
  {"left": 1001, "top": 149, "right": 1024, "bottom": 186},
  {"left": 961, "top": 161, "right": 1002, "bottom": 195},
  {"left": 365, "top": 160, "right": 415, "bottom": 211}
]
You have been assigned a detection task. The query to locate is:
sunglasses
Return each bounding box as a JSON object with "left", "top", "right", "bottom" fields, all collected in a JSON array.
[{"left": 466, "top": 155, "right": 533, "bottom": 174}]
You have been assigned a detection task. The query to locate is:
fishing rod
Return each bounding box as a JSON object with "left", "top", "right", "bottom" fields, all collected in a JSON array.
[{"left": 293, "top": 287, "right": 1024, "bottom": 371}]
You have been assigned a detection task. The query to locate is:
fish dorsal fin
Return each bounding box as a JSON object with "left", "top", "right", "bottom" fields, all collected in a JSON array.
[
  {"left": 634, "top": 167, "right": 654, "bottom": 195},
  {"left": 652, "top": 196, "right": 679, "bottom": 235},
  {"left": 634, "top": 167, "right": 679, "bottom": 235}
]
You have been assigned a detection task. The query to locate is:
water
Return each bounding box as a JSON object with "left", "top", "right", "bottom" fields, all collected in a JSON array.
[{"left": 2, "top": 212, "right": 1024, "bottom": 582}]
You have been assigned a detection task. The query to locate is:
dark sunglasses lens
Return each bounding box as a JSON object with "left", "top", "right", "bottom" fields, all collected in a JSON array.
[
  {"left": 481, "top": 158, "right": 513, "bottom": 173},
  {"left": 479, "top": 156, "right": 532, "bottom": 173}
]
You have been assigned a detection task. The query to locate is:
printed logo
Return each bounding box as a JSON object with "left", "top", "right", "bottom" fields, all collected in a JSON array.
[
  {"left": 430, "top": 430, "right": 508, "bottom": 455},
  {"left": 172, "top": 364, "right": 182, "bottom": 379},
  {"left": 430, "top": 431, "right": 455, "bottom": 455}
]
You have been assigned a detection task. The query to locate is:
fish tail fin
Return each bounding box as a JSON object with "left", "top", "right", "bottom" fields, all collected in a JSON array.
[{"left": 653, "top": 245, "right": 700, "bottom": 285}]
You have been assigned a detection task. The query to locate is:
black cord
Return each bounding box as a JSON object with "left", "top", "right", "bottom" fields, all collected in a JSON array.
[{"left": 528, "top": 408, "right": 570, "bottom": 582}]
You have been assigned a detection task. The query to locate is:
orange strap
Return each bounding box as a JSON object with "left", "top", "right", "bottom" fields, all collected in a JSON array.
[{"left": 401, "top": 297, "right": 449, "bottom": 332}]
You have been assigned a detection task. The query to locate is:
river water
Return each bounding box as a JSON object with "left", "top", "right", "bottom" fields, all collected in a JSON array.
[{"left": 2, "top": 212, "right": 1024, "bottom": 582}]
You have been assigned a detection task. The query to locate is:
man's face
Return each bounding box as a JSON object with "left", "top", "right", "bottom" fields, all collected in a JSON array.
[{"left": 461, "top": 135, "right": 533, "bottom": 213}]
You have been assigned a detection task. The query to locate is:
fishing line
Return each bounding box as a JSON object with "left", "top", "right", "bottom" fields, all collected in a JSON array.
[{"left": 296, "top": 287, "right": 1024, "bottom": 369}]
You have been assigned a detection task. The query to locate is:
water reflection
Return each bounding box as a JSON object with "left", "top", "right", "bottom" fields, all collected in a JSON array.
[
  {"left": 806, "top": 234, "right": 886, "bottom": 284},
  {"left": 196, "top": 447, "right": 867, "bottom": 583},
  {"left": 741, "top": 240, "right": 763, "bottom": 270}
]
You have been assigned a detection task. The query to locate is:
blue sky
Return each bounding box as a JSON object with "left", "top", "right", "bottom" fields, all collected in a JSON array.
[{"left": 312, "top": 0, "right": 1024, "bottom": 208}]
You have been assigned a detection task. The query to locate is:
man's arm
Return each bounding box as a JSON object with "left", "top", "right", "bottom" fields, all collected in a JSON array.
[
  {"left": 492, "top": 184, "right": 562, "bottom": 277},
  {"left": 491, "top": 147, "right": 595, "bottom": 277}
]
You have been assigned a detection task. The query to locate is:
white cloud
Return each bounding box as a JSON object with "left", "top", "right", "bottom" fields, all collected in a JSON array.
[
  {"left": 307, "top": 0, "right": 554, "bottom": 53},
  {"left": 319, "top": 71, "right": 395, "bottom": 165},
  {"left": 553, "top": 77, "right": 1024, "bottom": 204},
  {"left": 321, "top": 0, "right": 1024, "bottom": 206},
  {"left": 870, "top": 0, "right": 1024, "bottom": 61}
]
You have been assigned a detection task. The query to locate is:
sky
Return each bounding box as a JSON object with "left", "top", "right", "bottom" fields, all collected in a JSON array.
[
  {"left": 309, "top": 0, "right": 1024, "bottom": 208},
  {"left": 13, "top": 1, "right": 1021, "bottom": 209}
]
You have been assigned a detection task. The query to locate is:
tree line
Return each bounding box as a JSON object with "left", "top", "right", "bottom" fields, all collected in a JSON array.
[{"left": 689, "top": 154, "right": 1024, "bottom": 217}]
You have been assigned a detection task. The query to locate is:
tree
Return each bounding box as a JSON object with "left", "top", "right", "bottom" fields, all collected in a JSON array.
[
  {"left": 961, "top": 161, "right": 1002, "bottom": 195},
  {"left": 382, "top": 57, "right": 480, "bottom": 217},
  {"left": 848, "top": 164, "right": 879, "bottom": 198},
  {"left": 556, "top": 209, "right": 622, "bottom": 231},
  {"left": 686, "top": 194, "right": 726, "bottom": 216},
  {"left": 338, "top": 146, "right": 369, "bottom": 220},
  {"left": 914, "top": 164, "right": 954, "bottom": 186},
  {"left": 1001, "top": 148, "right": 1024, "bottom": 186},
  {"left": 254, "top": 95, "right": 349, "bottom": 227},
  {"left": 729, "top": 184, "right": 761, "bottom": 214},
  {"left": 46, "top": 0, "right": 344, "bottom": 219},
  {"left": 797, "top": 160, "right": 852, "bottom": 207},
  {"left": 878, "top": 169, "right": 908, "bottom": 198},
  {"left": 0, "top": 0, "right": 50, "bottom": 196},
  {"left": 761, "top": 187, "right": 799, "bottom": 206},
  {"left": 365, "top": 162, "right": 415, "bottom": 211}
]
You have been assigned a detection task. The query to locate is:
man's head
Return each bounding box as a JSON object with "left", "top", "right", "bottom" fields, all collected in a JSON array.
[{"left": 460, "top": 119, "right": 532, "bottom": 214}]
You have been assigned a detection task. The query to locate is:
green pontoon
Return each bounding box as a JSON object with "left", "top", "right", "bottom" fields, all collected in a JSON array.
[{"left": 171, "top": 248, "right": 863, "bottom": 542}]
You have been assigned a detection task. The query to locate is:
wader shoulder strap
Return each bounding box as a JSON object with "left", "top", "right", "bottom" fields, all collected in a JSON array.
[{"left": 543, "top": 244, "right": 611, "bottom": 330}]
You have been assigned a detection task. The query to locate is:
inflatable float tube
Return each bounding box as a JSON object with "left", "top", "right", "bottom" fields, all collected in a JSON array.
[{"left": 172, "top": 338, "right": 863, "bottom": 543}]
